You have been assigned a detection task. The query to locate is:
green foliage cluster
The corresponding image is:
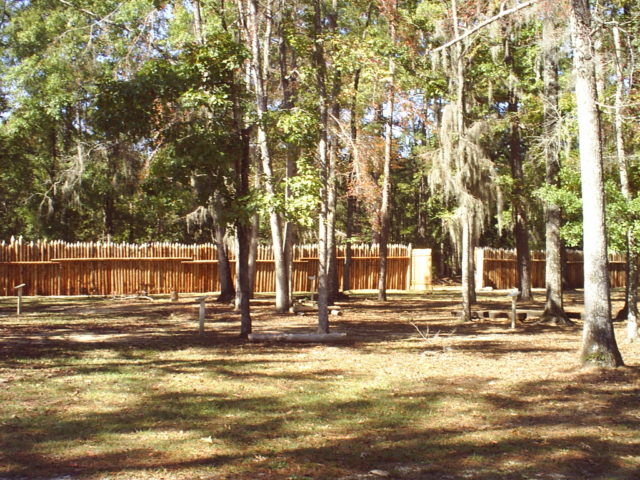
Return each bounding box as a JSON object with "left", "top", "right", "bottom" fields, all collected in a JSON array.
[{"left": 0, "top": 0, "right": 637, "bottom": 271}]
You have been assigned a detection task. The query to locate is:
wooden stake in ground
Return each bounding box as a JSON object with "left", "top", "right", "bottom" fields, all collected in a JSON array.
[
  {"left": 195, "top": 295, "right": 208, "bottom": 335},
  {"left": 15, "top": 283, "right": 26, "bottom": 315},
  {"left": 508, "top": 289, "right": 519, "bottom": 330}
]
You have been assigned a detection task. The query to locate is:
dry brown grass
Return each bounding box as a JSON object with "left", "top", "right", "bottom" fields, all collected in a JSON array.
[{"left": 0, "top": 288, "right": 638, "bottom": 480}]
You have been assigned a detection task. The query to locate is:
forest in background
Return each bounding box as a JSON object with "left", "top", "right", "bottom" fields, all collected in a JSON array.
[{"left": 1, "top": 0, "right": 639, "bottom": 363}]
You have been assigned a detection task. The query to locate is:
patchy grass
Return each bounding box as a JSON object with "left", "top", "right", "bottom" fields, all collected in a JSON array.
[{"left": 0, "top": 288, "right": 639, "bottom": 480}]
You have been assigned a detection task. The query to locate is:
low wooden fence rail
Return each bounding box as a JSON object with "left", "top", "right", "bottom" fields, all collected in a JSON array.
[
  {"left": 476, "top": 248, "right": 627, "bottom": 290},
  {"left": 0, "top": 238, "right": 430, "bottom": 296}
]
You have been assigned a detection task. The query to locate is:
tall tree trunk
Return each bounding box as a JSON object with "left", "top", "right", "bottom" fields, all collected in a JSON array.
[
  {"left": 327, "top": 146, "right": 338, "bottom": 305},
  {"left": 570, "top": 0, "right": 623, "bottom": 367},
  {"left": 378, "top": 0, "right": 397, "bottom": 302},
  {"left": 314, "top": 0, "right": 330, "bottom": 334},
  {"left": 227, "top": 6, "right": 252, "bottom": 335},
  {"left": 508, "top": 98, "right": 532, "bottom": 300},
  {"left": 327, "top": 15, "right": 340, "bottom": 306},
  {"left": 194, "top": 0, "right": 236, "bottom": 304},
  {"left": 233, "top": 113, "right": 251, "bottom": 337},
  {"left": 612, "top": 23, "right": 638, "bottom": 341},
  {"left": 377, "top": 73, "right": 393, "bottom": 301},
  {"left": 279, "top": 15, "right": 298, "bottom": 307},
  {"left": 451, "top": 0, "right": 472, "bottom": 320},
  {"left": 540, "top": 13, "right": 570, "bottom": 325},
  {"left": 240, "top": 0, "right": 289, "bottom": 313},
  {"left": 343, "top": 67, "right": 362, "bottom": 293},
  {"left": 503, "top": 34, "right": 532, "bottom": 301}
]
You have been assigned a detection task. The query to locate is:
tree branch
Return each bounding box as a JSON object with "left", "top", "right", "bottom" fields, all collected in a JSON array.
[
  {"left": 432, "top": 0, "right": 539, "bottom": 53},
  {"left": 57, "top": 0, "right": 127, "bottom": 31}
]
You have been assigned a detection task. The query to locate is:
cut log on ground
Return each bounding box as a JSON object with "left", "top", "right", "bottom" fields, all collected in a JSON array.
[
  {"left": 247, "top": 332, "right": 348, "bottom": 343},
  {"left": 483, "top": 311, "right": 528, "bottom": 322}
]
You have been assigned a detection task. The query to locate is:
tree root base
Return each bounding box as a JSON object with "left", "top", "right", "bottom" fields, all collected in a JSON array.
[{"left": 536, "top": 312, "right": 575, "bottom": 326}]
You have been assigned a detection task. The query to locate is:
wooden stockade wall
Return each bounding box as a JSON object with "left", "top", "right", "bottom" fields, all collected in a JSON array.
[
  {"left": 0, "top": 239, "right": 411, "bottom": 296},
  {"left": 476, "top": 248, "right": 627, "bottom": 290}
]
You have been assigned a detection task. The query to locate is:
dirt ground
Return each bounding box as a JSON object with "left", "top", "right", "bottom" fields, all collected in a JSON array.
[{"left": 0, "top": 288, "right": 639, "bottom": 480}]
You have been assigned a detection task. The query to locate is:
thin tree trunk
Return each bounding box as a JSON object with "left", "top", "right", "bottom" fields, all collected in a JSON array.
[
  {"left": 248, "top": 211, "right": 259, "bottom": 296},
  {"left": 469, "top": 223, "right": 477, "bottom": 305},
  {"left": 193, "top": 0, "right": 204, "bottom": 44},
  {"left": 327, "top": 21, "right": 340, "bottom": 305},
  {"left": 502, "top": 34, "right": 532, "bottom": 301},
  {"left": 279, "top": 22, "right": 298, "bottom": 307},
  {"left": 570, "top": 0, "right": 623, "bottom": 367},
  {"left": 344, "top": 191, "right": 354, "bottom": 291},
  {"left": 327, "top": 146, "right": 338, "bottom": 305},
  {"left": 236, "top": 221, "right": 252, "bottom": 336},
  {"left": 232, "top": 107, "right": 251, "bottom": 337},
  {"left": 248, "top": 159, "right": 261, "bottom": 298},
  {"left": 317, "top": 120, "right": 330, "bottom": 333},
  {"left": 451, "top": 0, "right": 473, "bottom": 317},
  {"left": 194, "top": 0, "right": 236, "bottom": 304},
  {"left": 343, "top": 67, "right": 362, "bottom": 293},
  {"left": 508, "top": 98, "right": 532, "bottom": 301},
  {"left": 378, "top": 0, "right": 397, "bottom": 302},
  {"left": 612, "top": 23, "right": 638, "bottom": 341},
  {"left": 540, "top": 14, "right": 569, "bottom": 325},
  {"left": 314, "top": 0, "right": 329, "bottom": 333},
  {"left": 461, "top": 214, "right": 472, "bottom": 322},
  {"left": 242, "top": 0, "right": 289, "bottom": 313}
]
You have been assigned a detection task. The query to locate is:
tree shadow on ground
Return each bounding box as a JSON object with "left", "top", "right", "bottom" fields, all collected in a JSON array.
[
  {"left": 1, "top": 292, "right": 638, "bottom": 479},
  {"left": 2, "top": 368, "right": 638, "bottom": 479}
]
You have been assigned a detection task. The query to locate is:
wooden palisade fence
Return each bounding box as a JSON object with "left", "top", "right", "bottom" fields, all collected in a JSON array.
[
  {"left": 476, "top": 247, "right": 627, "bottom": 290},
  {"left": 0, "top": 238, "right": 426, "bottom": 296}
]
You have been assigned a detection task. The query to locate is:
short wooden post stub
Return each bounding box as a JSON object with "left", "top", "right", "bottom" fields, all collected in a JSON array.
[
  {"left": 195, "top": 295, "right": 208, "bottom": 335},
  {"left": 307, "top": 276, "right": 316, "bottom": 301},
  {"left": 14, "top": 284, "right": 26, "bottom": 316},
  {"left": 507, "top": 289, "right": 519, "bottom": 329}
]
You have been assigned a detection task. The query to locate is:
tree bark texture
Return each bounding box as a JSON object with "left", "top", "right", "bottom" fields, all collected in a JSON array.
[{"left": 570, "top": 0, "right": 623, "bottom": 366}]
